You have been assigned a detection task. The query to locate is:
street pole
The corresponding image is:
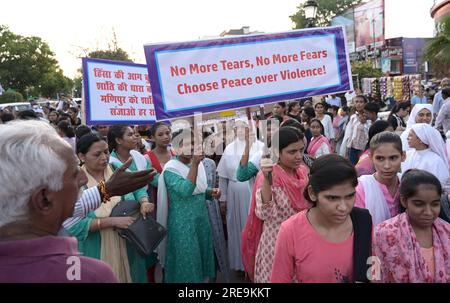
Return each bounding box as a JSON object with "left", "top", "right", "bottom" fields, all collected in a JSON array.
[
  {"left": 304, "top": 0, "right": 318, "bottom": 29},
  {"left": 372, "top": 18, "right": 376, "bottom": 68},
  {"left": 372, "top": 19, "right": 375, "bottom": 50}
]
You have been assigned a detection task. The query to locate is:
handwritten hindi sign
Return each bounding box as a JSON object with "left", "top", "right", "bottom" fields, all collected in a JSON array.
[
  {"left": 82, "top": 58, "right": 156, "bottom": 125},
  {"left": 144, "top": 26, "right": 352, "bottom": 120}
]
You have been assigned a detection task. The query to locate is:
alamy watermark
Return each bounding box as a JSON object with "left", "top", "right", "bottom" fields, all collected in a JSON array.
[
  {"left": 169, "top": 112, "right": 280, "bottom": 158},
  {"left": 66, "top": 256, "right": 81, "bottom": 281},
  {"left": 65, "top": 255, "right": 382, "bottom": 282}
]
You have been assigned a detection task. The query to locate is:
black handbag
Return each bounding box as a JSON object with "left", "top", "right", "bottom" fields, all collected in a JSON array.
[
  {"left": 350, "top": 207, "right": 373, "bottom": 283},
  {"left": 110, "top": 200, "right": 167, "bottom": 256}
]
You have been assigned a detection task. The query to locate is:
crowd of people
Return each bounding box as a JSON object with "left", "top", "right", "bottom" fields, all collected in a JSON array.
[{"left": 1, "top": 78, "right": 450, "bottom": 283}]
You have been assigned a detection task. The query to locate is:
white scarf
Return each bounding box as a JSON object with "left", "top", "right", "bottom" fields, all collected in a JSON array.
[
  {"left": 156, "top": 158, "right": 208, "bottom": 267},
  {"left": 358, "top": 174, "right": 400, "bottom": 226},
  {"left": 109, "top": 150, "right": 149, "bottom": 194},
  {"left": 341, "top": 113, "right": 358, "bottom": 154},
  {"left": 109, "top": 149, "right": 149, "bottom": 171}
]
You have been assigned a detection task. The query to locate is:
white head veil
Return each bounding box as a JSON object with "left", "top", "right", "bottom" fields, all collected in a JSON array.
[
  {"left": 401, "top": 104, "right": 434, "bottom": 151},
  {"left": 406, "top": 104, "right": 433, "bottom": 128},
  {"left": 217, "top": 117, "right": 264, "bottom": 180},
  {"left": 411, "top": 123, "right": 449, "bottom": 170}
]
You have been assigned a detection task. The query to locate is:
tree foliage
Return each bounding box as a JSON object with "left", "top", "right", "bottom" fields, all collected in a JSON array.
[
  {"left": 0, "top": 90, "right": 24, "bottom": 104},
  {"left": 351, "top": 60, "right": 382, "bottom": 79},
  {"left": 290, "top": 0, "right": 362, "bottom": 29},
  {"left": 87, "top": 31, "right": 133, "bottom": 62},
  {"left": 0, "top": 25, "right": 72, "bottom": 98},
  {"left": 88, "top": 48, "right": 133, "bottom": 62},
  {"left": 425, "top": 15, "right": 450, "bottom": 78},
  {"left": 72, "top": 30, "right": 132, "bottom": 97},
  {"left": 73, "top": 75, "right": 82, "bottom": 98}
]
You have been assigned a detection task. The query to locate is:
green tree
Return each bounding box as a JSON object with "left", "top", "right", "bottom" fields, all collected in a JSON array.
[
  {"left": 290, "top": 0, "right": 362, "bottom": 29},
  {"left": 0, "top": 25, "right": 72, "bottom": 98},
  {"left": 0, "top": 90, "right": 24, "bottom": 104},
  {"left": 88, "top": 48, "right": 132, "bottom": 62},
  {"left": 73, "top": 30, "right": 132, "bottom": 97},
  {"left": 425, "top": 15, "right": 450, "bottom": 78},
  {"left": 73, "top": 75, "right": 82, "bottom": 98},
  {"left": 88, "top": 30, "right": 133, "bottom": 62},
  {"left": 40, "top": 70, "right": 73, "bottom": 98},
  {"left": 351, "top": 60, "right": 382, "bottom": 79}
]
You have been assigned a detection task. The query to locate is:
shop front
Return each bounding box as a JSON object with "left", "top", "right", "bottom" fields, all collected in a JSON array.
[{"left": 380, "top": 37, "right": 428, "bottom": 76}]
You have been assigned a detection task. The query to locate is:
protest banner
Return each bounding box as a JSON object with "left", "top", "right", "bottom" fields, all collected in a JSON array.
[
  {"left": 82, "top": 58, "right": 156, "bottom": 125},
  {"left": 144, "top": 26, "right": 352, "bottom": 120}
]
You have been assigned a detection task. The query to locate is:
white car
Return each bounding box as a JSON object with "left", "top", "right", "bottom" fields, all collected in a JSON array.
[
  {"left": 377, "top": 111, "right": 390, "bottom": 121},
  {"left": 73, "top": 98, "right": 82, "bottom": 105},
  {"left": 0, "top": 102, "right": 32, "bottom": 113}
]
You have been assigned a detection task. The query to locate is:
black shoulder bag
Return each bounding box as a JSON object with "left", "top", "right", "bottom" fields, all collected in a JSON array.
[
  {"left": 110, "top": 200, "right": 167, "bottom": 256},
  {"left": 350, "top": 207, "right": 373, "bottom": 283}
]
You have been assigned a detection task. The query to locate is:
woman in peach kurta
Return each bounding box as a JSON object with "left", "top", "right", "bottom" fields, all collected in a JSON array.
[
  {"left": 250, "top": 127, "right": 310, "bottom": 283},
  {"left": 270, "top": 209, "right": 354, "bottom": 283},
  {"left": 271, "top": 154, "right": 373, "bottom": 283}
]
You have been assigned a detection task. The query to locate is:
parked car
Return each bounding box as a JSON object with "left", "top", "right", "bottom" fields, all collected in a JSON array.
[
  {"left": 378, "top": 111, "right": 390, "bottom": 121},
  {"left": 0, "top": 102, "right": 32, "bottom": 113},
  {"left": 36, "top": 99, "right": 59, "bottom": 108}
]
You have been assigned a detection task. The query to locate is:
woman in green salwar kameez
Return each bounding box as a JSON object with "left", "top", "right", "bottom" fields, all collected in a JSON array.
[
  {"left": 108, "top": 125, "right": 160, "bottom": 282},
  {"left": 67, "top": 133, "right": 155, "bottom": 283},
  {"left": 157, "top": 129, "right": 221, "bottom": 282}
]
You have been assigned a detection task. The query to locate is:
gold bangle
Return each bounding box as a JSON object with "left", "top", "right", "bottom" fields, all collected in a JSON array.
[
  {"left": 97, "top": 219, "right": 101, "bottom": 230},
  {"left": 98, "top": 180, "right": 110, "bottom": 203}
]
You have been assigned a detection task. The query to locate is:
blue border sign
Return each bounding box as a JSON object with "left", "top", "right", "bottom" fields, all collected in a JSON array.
[
  {"left": 82, "top": 58, "right": 156, "bottom": 125},
  {"left": 144, "top": 26, "right": 352, "bottom": 120}
]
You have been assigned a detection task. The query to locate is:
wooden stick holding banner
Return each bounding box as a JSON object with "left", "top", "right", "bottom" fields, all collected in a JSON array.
[
  {"left": 258, "top": 105, "right": 272, "bottom": 185},
  {"left": 240, "top": 107, "right": 254, "bottom": 172},
  {"left": 81, "top": 82, "right": 86, "bottom": 126}
]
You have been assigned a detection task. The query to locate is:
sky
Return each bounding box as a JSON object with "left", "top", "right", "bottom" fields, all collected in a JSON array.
[{"left": 1, "top": 0, "right": 436, "bottom": 79}]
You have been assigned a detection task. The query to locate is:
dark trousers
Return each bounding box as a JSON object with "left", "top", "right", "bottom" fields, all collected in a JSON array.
[{"left": 349, "top": 147, "right": 363, "bottom": 165}]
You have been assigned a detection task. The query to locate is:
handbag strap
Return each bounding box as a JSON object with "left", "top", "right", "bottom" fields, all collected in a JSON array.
[{"left": 350, "top": 207, "right": 372, "bottom": 283}]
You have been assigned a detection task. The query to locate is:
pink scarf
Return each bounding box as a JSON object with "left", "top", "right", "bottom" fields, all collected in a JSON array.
[
  {"left": 241, "top": 164, "right": 310, "bottom": 281},
  {"left": 374, "top": 213, "right": 450, "bottom": 282},
  {"left": 307, "top": 135, "right": 332, "bottom": 157},
  {"left": 333, "top": 115, "right": 343, "bottom": 138},
  {"left": 355, "top": 149, "right": 375, "bottom": 177},
  {"left": 333, "top": 115, "right": 343, "bottom": 128}
]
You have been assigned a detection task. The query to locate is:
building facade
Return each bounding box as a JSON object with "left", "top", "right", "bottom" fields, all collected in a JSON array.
[
  {"left": 381, "top": 37, "right": 429, "bottom": 75},
  {"left": 332, "top": 0, "right": 432, "bottom": 76},
  {"left": 431, "top": 0, "right": 450, "bottom": 27}
]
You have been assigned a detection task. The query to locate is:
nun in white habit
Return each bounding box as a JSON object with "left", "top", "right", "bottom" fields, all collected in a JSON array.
[
  {"left": 400, "top": 104, "right": 433, "bottom": 151},
  {"left": 401, "top": 123, "right": 450, "bottom": 189},
  {"left": 217, "top": 118, "right": 264, "bottom": 271}
]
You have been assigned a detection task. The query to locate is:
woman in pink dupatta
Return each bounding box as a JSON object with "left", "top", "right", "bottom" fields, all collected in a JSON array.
[
  {"left": 241, "top": 127, "right": 310, "bottom": 282},
  {"left": 373, "top": 169, "right": 450, "bottom": 283},
  {"left": 307, "top": 119, "right": 332, "bottom": 159}
]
